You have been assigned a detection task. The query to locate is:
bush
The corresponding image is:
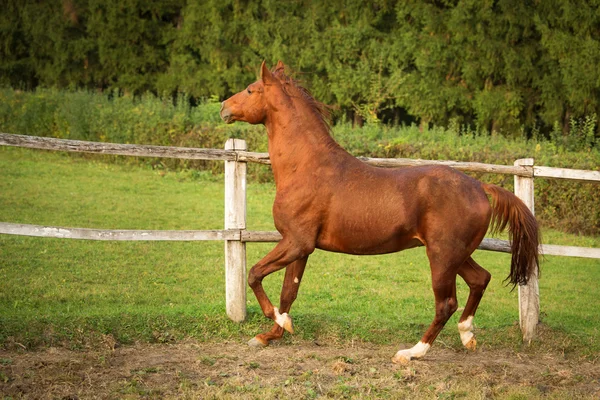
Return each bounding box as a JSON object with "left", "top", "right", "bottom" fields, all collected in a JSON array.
[{"left": 0, "top": 88, "right": 598, "bottom": 235}]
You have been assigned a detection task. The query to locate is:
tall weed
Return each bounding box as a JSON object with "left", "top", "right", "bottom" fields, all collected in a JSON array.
[{"left": 550, "top": 114, "right": 598, "bottom": 152}]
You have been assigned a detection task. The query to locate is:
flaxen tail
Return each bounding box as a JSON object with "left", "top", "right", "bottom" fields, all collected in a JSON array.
[{"left": 482, "top": 184, "right": 541, "bottom": 287}]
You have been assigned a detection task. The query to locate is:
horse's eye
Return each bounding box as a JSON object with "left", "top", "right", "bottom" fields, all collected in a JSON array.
[{"left": 247, "top": 88, "right": 252, "bottom": 94}]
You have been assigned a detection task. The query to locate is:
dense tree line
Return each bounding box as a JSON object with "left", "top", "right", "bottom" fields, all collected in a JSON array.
[{"left": 2, "top": 0, "right": 600, "bottom": 137}]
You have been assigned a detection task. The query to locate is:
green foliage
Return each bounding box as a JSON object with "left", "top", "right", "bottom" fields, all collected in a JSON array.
[
  {"left": 2, "top": 0, "right": 600, "bottom": 138},
  {"left": 86, "top": 0, "right": 184, "bottom": 93}
]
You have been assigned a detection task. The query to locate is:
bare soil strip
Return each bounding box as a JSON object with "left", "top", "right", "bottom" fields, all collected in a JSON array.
[{"left": 1, "top": 340, "right": 599, "bottom": 399}]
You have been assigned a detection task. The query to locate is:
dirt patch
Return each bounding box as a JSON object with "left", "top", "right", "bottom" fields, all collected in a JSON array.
[{"left": 1, "top": 339, "right": 599, "bottom": 399}]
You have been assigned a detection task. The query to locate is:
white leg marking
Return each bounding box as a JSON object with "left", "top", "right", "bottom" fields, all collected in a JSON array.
[
  {"left": 458, "top": 316, "right": 474, "bottom": 346},
  {"left": 392, "top": 341, "right": 431, "bottom": 364},
  {"left": 273, "top": 307, "right": 294, "bottom": 333},
  {"left": 273, "top": 307, "right": 287, "bottom": 327},
  {"left": 294, "top": 277, "right": 299, "bottom": 283}
]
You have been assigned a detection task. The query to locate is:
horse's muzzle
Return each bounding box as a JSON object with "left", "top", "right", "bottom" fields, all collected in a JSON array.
[{"left": 220, "top": 102, "right": 234, "bottom": 124}]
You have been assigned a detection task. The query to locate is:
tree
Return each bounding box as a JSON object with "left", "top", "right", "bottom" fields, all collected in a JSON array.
[
  {"left": 1, "top": 0, "right": 600, "bottom": 139},
  {"left": 535, "top": 0, "right": 600, "bottom": 132}
]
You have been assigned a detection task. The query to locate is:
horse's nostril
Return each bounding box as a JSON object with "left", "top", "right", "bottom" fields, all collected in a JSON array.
[{"left": 220, "top": 106, "right": 233, "bottom": 123}]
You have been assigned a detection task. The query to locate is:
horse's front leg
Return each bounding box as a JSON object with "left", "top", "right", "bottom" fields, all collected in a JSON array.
[
  {"left": 249, "top": 256, "right": 308, "bottom": 347},
  {"left": 247, "top": 239, "right": 312, "bottom": 347}
]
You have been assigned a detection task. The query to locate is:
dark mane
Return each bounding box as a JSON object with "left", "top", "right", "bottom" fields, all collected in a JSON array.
[{"left": 273, "top": 67, "right": 332, "bottom": 132}]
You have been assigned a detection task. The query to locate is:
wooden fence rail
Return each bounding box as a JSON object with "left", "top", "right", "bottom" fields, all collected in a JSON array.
[
  {"left": 3, "top": 132, "right": 599, "bottom": 181},
  {"left": 1, "top": 133, "right": 599, "bottom": 341},
  {"left": 2, "top": 221, "right": 598, "bottom": 257}
]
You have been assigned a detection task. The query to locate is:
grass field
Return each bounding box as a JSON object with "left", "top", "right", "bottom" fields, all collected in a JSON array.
[{"left": 1, "top": 146, "right": 599, "bottom": 359}]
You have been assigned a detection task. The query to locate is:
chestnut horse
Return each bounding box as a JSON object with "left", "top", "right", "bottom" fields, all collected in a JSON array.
[{"left": 220, "top": 61, "right": 540, "bottom": 363}]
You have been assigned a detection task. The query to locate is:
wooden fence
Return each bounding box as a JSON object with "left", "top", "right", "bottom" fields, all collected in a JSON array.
[{"left": 1, "top": 132, "right": 599, "bottom": 342}]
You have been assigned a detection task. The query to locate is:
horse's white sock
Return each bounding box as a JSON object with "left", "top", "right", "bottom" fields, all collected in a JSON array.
[
  {"left": 392, "top": 341, "right": 431, "bottom": 364},
  {"left": 458, "top": 316, "right": 474, "bottom": 346}
]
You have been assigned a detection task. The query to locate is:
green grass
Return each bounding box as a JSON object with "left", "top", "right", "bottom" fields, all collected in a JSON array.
[{"left": 0, "top": 147, "right": 599, "bottom": 357}]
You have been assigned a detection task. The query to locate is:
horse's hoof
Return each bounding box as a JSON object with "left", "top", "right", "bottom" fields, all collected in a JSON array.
[
  {"left": 465, "top": 337, "right": 477, "bottom": 351},
  {"left": 282, "top": 316, "right": 294, "bottom": 334},
  {"left": 247, "top": 336, "right": 268, "bottom": 348},
  {"left": 391, "top": 351, "right": 411, "bottom": 365}
]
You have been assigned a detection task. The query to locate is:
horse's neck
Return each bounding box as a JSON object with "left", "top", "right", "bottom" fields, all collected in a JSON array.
[{"left": 265, "top": 113, "right": 349, "bottom": 187}]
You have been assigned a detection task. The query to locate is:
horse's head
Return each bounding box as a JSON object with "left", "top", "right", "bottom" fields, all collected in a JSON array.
[{"left": 220, "top": 61, "right": 285, "bottom": 125}]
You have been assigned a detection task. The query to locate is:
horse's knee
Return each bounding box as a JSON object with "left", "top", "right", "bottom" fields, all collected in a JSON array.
[
  {"left": 447, "top": 297, "right": 458, "bottom": 315},
  {"left": 469, "top": 270, "right": 491, "bottom": 292},
  {"left": 482, "top": 270, "right": 492, "bottom": 289},
  {"left": 463, "top": 259, "right": 492, "bottom": 293},
  {"left": 248, "top": 268, "right": 262, "bottom": 288},
  {"left": 436, "top": 297, "right": 458, "bottom": 320}
]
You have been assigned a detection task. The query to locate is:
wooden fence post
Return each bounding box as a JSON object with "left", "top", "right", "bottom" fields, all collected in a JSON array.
[
  {"left": 514, "top": 158, "right": 539, "bottom": 343},
  {"left": 224, "top": 139, "right": 247, "bottom": 322}
]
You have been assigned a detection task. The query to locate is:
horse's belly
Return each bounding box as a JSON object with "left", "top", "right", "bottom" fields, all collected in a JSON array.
[{"left": 316, "top": 225, "right": 422, "bottom": 255}]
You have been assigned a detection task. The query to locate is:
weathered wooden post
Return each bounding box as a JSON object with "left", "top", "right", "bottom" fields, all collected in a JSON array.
[
  {"left": 514, "top": 158, "right": 539, "bottom": 343},
  {"left": 224, "top": 138, "right": 247, "bottom": 322}
]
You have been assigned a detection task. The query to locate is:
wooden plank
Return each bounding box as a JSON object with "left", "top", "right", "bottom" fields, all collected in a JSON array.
[
  {"left": 224, "top": 139, "right": 247, "bottom": 322},
  {"left": 358, "top": 156, "right": 532, "bottom": 176},
  {"left": 0, "top": 222, "right": 239, "bottom": 241},
  {"left": 540, "top": 244, "right": 600, "bottom": 258},
  {"left": 4, "top": 133, "right": 599, "bottom": 182},
  {"left": 241, "top": 230, "right": 283, "bottom": 242},
  {"left": 3, "top": 223, "right": 596, "bottom": 259},
  {"left": 479, "top": 238, "right": 511, "bottom": 252},
  {"left": 237, "top": 151, "right": 272, "bottom": 165},
  {"left": 2, "top": 133, "right": 534, "bottom": 176},
  {"left": 0, "top": 133, "right": 236, "bottom": 161},
  {"left": 478, "top": 239, "right": 600, "bottom": 259},
  {"left": 534, "top": 166, "right": 600, "bottom": 182}
]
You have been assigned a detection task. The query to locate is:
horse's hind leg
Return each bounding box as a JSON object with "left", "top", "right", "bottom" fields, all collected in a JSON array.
[
  {"left": 456, "top": 257, "right": 491, "bottom": 351},
  {"left": 393, "top": 262, "right": 459, "bottom": 364},
  {"left": 249, "top": 256, "right": 308, "bottom": 347}
]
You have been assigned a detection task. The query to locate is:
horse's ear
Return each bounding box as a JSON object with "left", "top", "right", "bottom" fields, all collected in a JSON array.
[
  {"left": 275, "top": 60, "right": 285, "bottom": 72},
  {"left": 260, "top": 61, "right": 276, "bottom": 85}
]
